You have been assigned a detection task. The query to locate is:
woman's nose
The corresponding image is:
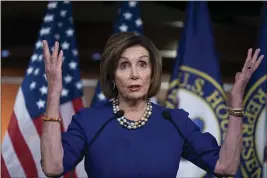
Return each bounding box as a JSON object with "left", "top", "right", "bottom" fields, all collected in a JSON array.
[{"left": 130, "top": 67, "right": 139, "bottom": 79}]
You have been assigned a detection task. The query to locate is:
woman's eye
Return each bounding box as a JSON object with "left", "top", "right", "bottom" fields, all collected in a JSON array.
[
  {"left": 139, "top": 61, "right": 147, "bottom": 68},
  {"left": 119, "top": 62, "right": 128, "bottom": 70}
]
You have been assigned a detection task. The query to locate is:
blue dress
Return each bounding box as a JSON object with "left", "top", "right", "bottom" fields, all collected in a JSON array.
[{"left": 60, "top": 102, "right": 220, "bottom": 177}]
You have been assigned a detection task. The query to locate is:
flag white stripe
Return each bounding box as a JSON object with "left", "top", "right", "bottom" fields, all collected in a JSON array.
[
  {"left": 76, "top": 158, "right": 86, "bottom": 177},
  {"left": 149, "top": 96, "right": 158, "bottom": 104},
  {"left": 60, "top": 101, "right": 75, "bottom": 130},
  {"left": 14, "top": 88, "right": 46, "bottom": 178},
  {"left": 71, "top": 99, "right": 87, "bottom": 178},
  {"left": 2, "top": 132, "right": 26, "bottom": 177}
]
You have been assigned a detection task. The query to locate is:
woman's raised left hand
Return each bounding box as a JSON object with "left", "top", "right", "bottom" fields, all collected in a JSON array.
[{"left": 230, "top": 48, "right": 264, "bottom": 103}]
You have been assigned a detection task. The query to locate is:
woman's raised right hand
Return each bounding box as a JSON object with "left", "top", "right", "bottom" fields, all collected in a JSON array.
[{"left": 43, "top": 40, "right": 63, "bottom": 96}]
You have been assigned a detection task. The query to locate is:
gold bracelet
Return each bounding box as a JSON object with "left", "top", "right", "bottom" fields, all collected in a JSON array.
[
  {"left": 42, "top": 116, "right": 63, "bottom": 122},
  {"left": 225, "top": 107, "right": 244, "bottom": 117}
]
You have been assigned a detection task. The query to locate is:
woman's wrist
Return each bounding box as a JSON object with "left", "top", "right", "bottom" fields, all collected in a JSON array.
[
  {"left": 228, "top": 93, "right": 243, "bottom": 108},
  {"left": 47, "top": 92, "right": 61, "bottom": 100},
  {"left": 229, "top": 100, "right": 243, "bottom": 108}
]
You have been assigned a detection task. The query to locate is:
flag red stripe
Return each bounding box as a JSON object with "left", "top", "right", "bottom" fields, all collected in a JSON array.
[
  {"left": 59, "top": 112, "right": 65, "bottom": 132},
  {"left": 72, "top": 97, "right": 84, "bottom": 112},
  {"left": 64, "top": 169, "right": 77, "bottom": 178},
  {"left": 8, "top": 112, "right": 38, "bottom": 178},
  {"left": 1, "top": 156, "right": 11, "bottom": 178}
]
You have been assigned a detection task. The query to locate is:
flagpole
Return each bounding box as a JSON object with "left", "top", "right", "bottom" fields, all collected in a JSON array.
[
  {"left": 264, "top": 102, "right": 267, "bottom": 178},
  {"left": 261, "top": 2, "right": 267, "bottom": 177}
]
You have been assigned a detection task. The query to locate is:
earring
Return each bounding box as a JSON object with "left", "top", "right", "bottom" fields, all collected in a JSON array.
[{"left": 112, "top": 81, "right": 116, "bottom": 91}]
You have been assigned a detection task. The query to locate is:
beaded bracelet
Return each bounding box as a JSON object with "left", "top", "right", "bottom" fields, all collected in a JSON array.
[
  {"left": 225, "top": 107, "right": 244, "bottom": 117},
  {"left": 42, "top": 115, "right": 63, "bottom": 122}
]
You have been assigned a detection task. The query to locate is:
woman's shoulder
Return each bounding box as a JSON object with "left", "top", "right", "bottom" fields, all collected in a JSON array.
[
  {"left": 152, "top": 102, "right": 190, "bottom": 119},
  {"left": 72, "top": 101, "right": 113, "bottom": 124},
  {"left": 77, "top": 102, "right": 112, "bottom": 114},
  {"left": 153, "top": 103, "right": 194, "bottom": 129}
]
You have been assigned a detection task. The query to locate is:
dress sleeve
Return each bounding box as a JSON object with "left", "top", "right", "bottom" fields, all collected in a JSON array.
[
  {"left": 180, "top": 110, "right": 221, "bottom": 174},
  {"left": 60, "top": 112, "right": 87, "bottom": 175}
]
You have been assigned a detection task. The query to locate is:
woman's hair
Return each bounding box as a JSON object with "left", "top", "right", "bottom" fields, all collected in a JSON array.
[{"left": 100, "top": 32, "right": 162, "bottom": 99}]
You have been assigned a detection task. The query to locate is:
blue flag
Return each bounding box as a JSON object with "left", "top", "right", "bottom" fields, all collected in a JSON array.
[
  {"left": 165, "top": 1, "right": 227, "bottom": 177},
  {"left": 239, "top": 2, "right": 267, "bottom": 178},
  {"left": 91, "top": 1, "right": 146, "bottom": 106}
]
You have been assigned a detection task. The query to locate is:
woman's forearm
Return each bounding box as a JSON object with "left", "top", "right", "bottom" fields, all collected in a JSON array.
[
  {"left": 215, "top": 97, "right": 243, "bottom": 175},
  {"left": 218, "top": 116, "right": 243, "bottom": 174},
  {"left": 41, "top": 93, "right": 63, "bottom": 176}
]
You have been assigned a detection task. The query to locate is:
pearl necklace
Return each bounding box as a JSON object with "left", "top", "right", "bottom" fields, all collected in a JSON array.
[{"left": 112, "top": 98, "right": 153, "bottom": 129}]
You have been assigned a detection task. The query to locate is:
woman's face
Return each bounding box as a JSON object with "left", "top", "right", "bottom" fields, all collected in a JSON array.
[{"left": 114, "top": 45, "right": 152, "bottom": 100}]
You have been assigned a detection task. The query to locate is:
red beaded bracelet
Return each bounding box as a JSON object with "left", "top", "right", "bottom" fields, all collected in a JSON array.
[{"left": 41, "top": 116, "right": 63, "bottom": 122}]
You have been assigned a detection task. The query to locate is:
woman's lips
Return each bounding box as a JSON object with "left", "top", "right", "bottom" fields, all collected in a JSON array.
[{"left": 128, "top": 85, "right": 141, "bottom": 91}]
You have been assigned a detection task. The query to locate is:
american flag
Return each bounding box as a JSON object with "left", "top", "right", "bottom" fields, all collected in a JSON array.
[
  {"left": 91, "top": 1, "right": 158, "bottom": 106},
  {"left": 1, "top": 1, "right": 87, "bottom": 178}
]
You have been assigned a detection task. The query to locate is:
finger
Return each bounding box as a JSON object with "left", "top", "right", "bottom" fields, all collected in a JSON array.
[
  {"left": 57, "top": 50, "right": 63, "bottom": 69},
  {"left": 51, "top": 41, "right": 59, "bottom": 65},
  {"left": 242, "top": 48, "right": 252, "bottom": 72},
  {"left": 250, "top": 48, "right": 261, "bottom": 69},
  {"left": 252, "top": 55, "right": 264, "bottom": 73},
  {"left": 43, "top": 40, "right": 51, "bottom": 66},
  {"left": 252, "top": 48, "right": 261, "bottom": 62}
]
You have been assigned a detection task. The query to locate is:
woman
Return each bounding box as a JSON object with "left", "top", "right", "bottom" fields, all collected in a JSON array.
[{"left": 40, "top": 32, "right": 264, "bottom": 177}]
